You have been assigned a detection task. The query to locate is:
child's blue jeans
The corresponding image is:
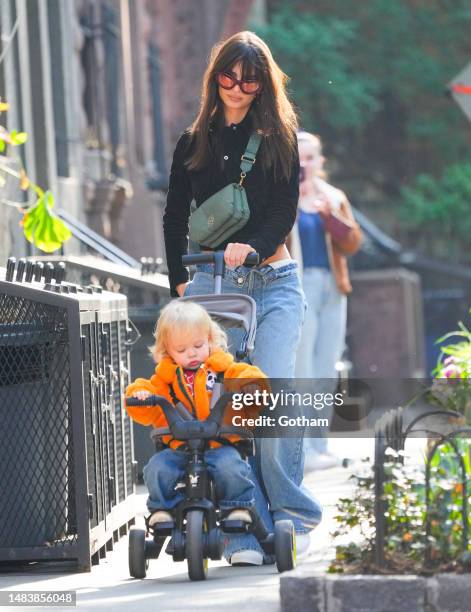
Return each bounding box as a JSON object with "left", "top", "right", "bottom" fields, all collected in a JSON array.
[{"left": 143, "top": 445, "right": 255, "bottom": 512}]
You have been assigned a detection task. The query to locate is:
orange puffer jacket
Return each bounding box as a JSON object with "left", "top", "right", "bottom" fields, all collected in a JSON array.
[{"left": 125, "top": 349, "right": 269, "bottom": 449}]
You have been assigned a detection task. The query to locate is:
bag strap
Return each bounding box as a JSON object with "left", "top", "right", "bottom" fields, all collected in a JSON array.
[{"left": 239, "top": 133, "right": 262, "bottom": 186}]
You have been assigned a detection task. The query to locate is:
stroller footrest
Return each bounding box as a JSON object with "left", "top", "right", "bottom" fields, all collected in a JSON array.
[
  {"left": 220, "top": 519, "right": 250, "bottom": 533},
  {"left": 149, "top": 521, "right": 174, "bottom": 534}
]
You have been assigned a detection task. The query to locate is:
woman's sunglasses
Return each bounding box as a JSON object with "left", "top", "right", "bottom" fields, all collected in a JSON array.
[{"left": 216, "top": 72, "right": 261, "bottom": 95}]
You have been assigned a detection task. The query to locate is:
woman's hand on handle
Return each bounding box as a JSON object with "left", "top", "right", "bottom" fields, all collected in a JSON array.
[{"left": 224, "top": 243, "right": 256, "bottom": 268}]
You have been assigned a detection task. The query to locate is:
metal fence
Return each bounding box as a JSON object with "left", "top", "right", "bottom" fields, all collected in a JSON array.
[
  {"left": 0, "top": 258, "right": 137, "bottom": 570},
  {"left": 374, "top": 406, "right": 470, "bottom": 568},
  {"left": 27, "top": 255, "right": 171, "bottom": 476}
]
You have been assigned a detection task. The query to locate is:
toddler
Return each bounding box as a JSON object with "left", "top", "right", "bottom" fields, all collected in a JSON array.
[{"left": 125, "top": 300, "right": 268, "bottom": 532}]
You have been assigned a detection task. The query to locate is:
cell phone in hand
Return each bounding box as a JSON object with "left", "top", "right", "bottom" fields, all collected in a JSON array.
[{"left": 299, "top": 167, "right": 306, "bottom": 183}]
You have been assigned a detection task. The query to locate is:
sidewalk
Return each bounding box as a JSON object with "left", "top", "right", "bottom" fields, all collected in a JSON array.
[{"left": 0, "top": 440, "right": 373, "bottom": 611}]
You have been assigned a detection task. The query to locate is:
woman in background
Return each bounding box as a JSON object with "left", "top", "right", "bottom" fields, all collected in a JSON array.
[{"left": 290, "top": 132, "right": 362, "bottom": 470}]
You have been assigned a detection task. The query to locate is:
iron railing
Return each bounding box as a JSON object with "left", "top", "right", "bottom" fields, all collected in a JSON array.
[
  {"left": 0, "top": 258, "right": 137, "bottom": 570},
  {"left": 26, "top": 255, "right": 171, "bottom": 476},
  {"left": 374, "top": 405, "right": 470, "bottom": 568}
]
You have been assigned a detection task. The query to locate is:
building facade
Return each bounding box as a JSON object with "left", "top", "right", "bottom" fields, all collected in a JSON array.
[{"left": 0, "top": 0, "right": 257, "bottom": 264}]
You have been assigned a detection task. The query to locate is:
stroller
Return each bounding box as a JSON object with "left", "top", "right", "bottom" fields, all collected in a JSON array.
[{"left": 126, "top": 251, "right": 296, "bottom": 581}]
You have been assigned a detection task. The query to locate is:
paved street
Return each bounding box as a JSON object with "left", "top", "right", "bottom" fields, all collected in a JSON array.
[{"left": 0, "top": 440, "right": 375, "bottom": 611}]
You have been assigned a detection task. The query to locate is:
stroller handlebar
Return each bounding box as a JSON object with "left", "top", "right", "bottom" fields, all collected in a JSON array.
[
  {"left": 126, "top": 392, "right": 254, "bottom": 444},
  {"left": 125, "top": 395, "right": 174, "bottom": 409},
  {"left": 182, "top": 251, "right": 259, "bottom": 267},
  {"left": 125, "top": 395, "right": 183, "bottom": 429}
]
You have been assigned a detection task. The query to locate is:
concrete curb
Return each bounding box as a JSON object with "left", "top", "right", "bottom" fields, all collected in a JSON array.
[{"left": 280, "top": 565, "right": 471, "bottom": 612}]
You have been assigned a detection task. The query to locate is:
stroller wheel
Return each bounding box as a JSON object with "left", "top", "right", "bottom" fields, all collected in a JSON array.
[
  {"left": 129, "top": 527, "right": 149, "bottom": 578},
  {"left": 186, "top": 510, "right": 208, "bottom": 581},
  {"left": 274, "top": 520, "right": 296, "bottom": 573}
]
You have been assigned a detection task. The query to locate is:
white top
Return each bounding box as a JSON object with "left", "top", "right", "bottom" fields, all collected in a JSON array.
[{"left": 268, "top": 258, "right": 295, "bottom": 269}]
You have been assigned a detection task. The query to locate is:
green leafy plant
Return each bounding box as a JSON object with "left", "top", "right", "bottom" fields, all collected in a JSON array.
[
  {"left": 434, "top": 320, "right": 471, "bottom": 381},
  {"left": 330, "top": 315, "right": 471, "bottom": 574},
  {"left": 400, "top": 165, "right": 471, "bottom": 263},
  {"left": 329, "top": 445, "right": 471, "bottom": 574},
  {"left": 424, "top": 317, "right": 471, "bottom": 418},
  {"left": 21, "top": 190, "right": 71, "bottom": 253},
  {"left": 257, "top": 7, "right": 378, "bottom": 131},
  {"left": 260, "top": 1, "right": 471, "bottom": 263},
  {"left": 0, "top": 100, "right": 71, "bottom": 252},
  {"left": 427, "top": 438, "right": 471, "bottom": 566},
  {"left": 329, "top": 459, "right": 377, "bottom": 573}
]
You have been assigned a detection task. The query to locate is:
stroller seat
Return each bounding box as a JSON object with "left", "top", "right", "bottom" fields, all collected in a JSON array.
[{"left": 180, "top": 293, "right": 257, "bottom": 356}]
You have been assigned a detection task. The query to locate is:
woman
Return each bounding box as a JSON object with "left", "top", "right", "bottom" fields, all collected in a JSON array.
[
  {"left": 163, "top": 31, "right": 321, "bottom": 565},
  {"left": 290, "top": 132, "right": 362, "bottom": 469}
]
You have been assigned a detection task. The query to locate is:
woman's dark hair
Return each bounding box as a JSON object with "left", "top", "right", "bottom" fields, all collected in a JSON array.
[{"left": 187, "top": 31, "right": 298, "bottom": 181}]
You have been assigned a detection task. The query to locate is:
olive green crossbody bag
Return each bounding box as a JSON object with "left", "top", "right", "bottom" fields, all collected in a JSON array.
[{"left": 188, "top": 133, "right": 262, "bottom": 248}]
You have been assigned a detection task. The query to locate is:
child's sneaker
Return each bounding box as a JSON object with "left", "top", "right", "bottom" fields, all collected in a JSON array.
[
  {"left": 225, "top": 509, "right": 252, "bottom": 523},
  {"left": 229, "top": 549, "right": 264, "bottom": 566},
  {"left": 148, "top": 510, "right": 173, "bottom": 527}
]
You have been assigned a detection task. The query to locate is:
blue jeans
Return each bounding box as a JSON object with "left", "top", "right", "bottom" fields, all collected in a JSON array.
[
  {"left": 295, "top": 267, "right": 347, "bottom": 454},
  {"left": 143, "top": 446, "right": 255, "bottom": 512},
  {"left": 185, "top": 262, "right": 322, "bottom": 558}
]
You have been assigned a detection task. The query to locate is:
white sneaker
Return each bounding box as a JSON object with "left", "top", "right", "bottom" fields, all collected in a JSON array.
[
  {"left": 230, "top": 550, "right": 264, "bottom": 566},
  {"left": 225, "top": 509, "right": 252, "bottom": 523},
  {"left": 296, "top": 533, "right": 311, "bottom": 557},
  {"left": 304, "top": 452, "right": 339, "bottom": 472},
  {"left": 148, "top": 510, "right": 173, "bottom": 526}
]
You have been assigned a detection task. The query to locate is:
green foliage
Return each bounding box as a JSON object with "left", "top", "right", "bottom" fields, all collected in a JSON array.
[
  {"left": 425, "top": 319, "right": 471, "bottom": 417},
  {"left": 426, "top": 439, "right": 471, "bottom": 566},
  {"left": 9, "top": 130, "right": 28, "bottom": 145},
  {"left": 0, "top": 126, "right": 27, "bottom": 152},
  {"left": 22, "top": 191, "right": 72, "bottom": 253},
  {"left": 257, "top": 7, "right": 379, "bottom": 131},
  {"left": 434, "top": 320, "right": 471, "bottom": 380},
  {"left": 329, "top": 459, "right": 376, "bottom": 574},
  {"left": 0, "top": 103, "right": 71, "bottom": 252},
  {"left": 331, "top": 314, "right": 471, "bottom": 573},
  {"left": 400, "top": 164, "right": 471, "bottom": 262},
  {"left": 263, "top": 1, "right": 471, "bottom": 151},
  {"left": 330, "top": 445, "right": 471, "bottom": 573},
  {"left": 331, "top": 312, "right": 471, "bottom": 574},
  {"left": 261, "top": 1, "right": 471, "bottom": 260}
]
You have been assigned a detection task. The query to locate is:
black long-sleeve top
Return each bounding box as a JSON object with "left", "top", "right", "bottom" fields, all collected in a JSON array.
[{"left": 163, "top": 110, "right": 300, "bottom": 296}]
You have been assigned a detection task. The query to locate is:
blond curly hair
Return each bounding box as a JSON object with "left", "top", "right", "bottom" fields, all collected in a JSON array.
[{"left": 151, "top": 300, "right": 228, "bottom": 363}]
